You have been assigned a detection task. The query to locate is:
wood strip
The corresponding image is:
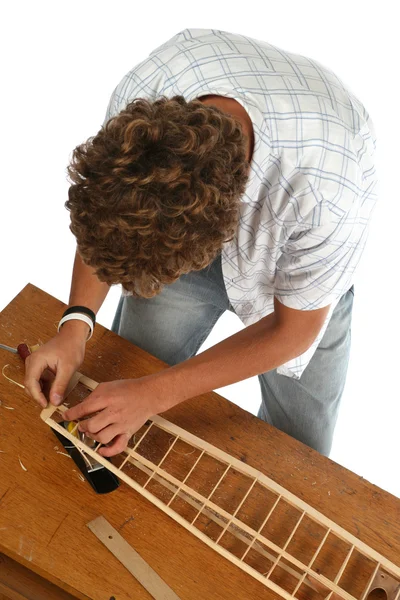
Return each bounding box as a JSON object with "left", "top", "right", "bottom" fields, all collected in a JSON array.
[
  {"left": 191, "top": 464, "right": 231, "bottom": 525},
  {"left": 41, "top": 413, "right": 360, "bottom": 600},
  {"left": 142, "top": 435, "right": 180, "bottom": 490},
  {"left": 41, "top": 413, "right": 318, "bottom": 600},
  {"left": 129, "top": 458, "right": 315, "bottom": 589},
  {"left": 334, "top": 546, "right": 355, "bottom": 585},
  {"left": 291, "top": 572, "right": 307, "bottom": 598},
  {"left": 87, "top": 516, "right": 181, "bottom": 600},
  {"left": 166, "top": 450, "right": 205, "bottom": 507},
  {"left": 151, "top": 415, "right": 400, "bottom": 580},
  {"left": 215, "top": 477, "right": 258, "bottom": 544},
  {"left": 40, "top": 373, "right": 400, "bottom": 599}
]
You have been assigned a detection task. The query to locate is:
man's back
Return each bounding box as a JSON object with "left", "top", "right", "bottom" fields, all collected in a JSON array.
[{"left": 103, "top": 28, "right": 378, "bottom": 379}]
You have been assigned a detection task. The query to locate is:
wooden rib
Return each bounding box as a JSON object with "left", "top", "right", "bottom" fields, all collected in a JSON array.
[
  {"left": 119, "top": 423, "right": 155, "bottom": 471},
  {"left": 265, "top": 511, "right": 306, "bottom": 580},
  {"left": 308, "top": 528, "right": 331, "bottom": 568},
  {"left": 142, "top": 435, "right": 180, "bottom": 490},
  {"left": 215, "top": 476, "right": 258, "bottom": 544},
  {"left": 298, "top": 528, "right": 332, "bottom": 596},
  {"left": 360, "top": 563, "right": 381, "bottom": 600},
  {"left": 166, "top": 450, "right": 205, "bottom": 507},
  {"left": 191, "top": 464, "right": 231, "bottom": 526},
  {"left": 334, "top": 546, "right": 354, "bottom": 585},
  {"left": 291, "top": 572, "right": 307, "bottom": 598},
  {"left": 240, "top": 494, "right": 281, "bottom": 562}
]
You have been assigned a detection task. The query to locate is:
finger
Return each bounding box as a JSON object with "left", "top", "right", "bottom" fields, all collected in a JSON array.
[
  {"left": 40, "top": 369, "right": 56, "bottom": 401},
  {"left": 89, "top": 424, "right": 123, "bottom": 446},
  {"left": 24, "top": 356, "right": 49, "bottom": 408},
  {"left": 64, "top": 395, "right": 108, "bottom": 421},
  {"left": 99, "top": 433, "right": 130, "bottom": 457},
  {"left": 49, "top": 365, "right": 74, "bottom": 406},
  {"left": 77, "top": 410, "right": 114, "bottom": 435}
]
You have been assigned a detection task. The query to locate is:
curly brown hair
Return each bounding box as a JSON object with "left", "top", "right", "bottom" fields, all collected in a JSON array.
[{"left": 65, "top": 94, "right": 250, "bottom": 298}]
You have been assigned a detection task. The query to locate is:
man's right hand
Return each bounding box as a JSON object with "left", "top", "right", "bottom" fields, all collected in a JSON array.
[{"left": 24, "top": 320, "right": 88, "bottom": 408}]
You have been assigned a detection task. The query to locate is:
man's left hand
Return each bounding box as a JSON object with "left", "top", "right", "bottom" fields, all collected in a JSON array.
[{"left": 63, "top": 376, "right": 164, "bottom": 457}]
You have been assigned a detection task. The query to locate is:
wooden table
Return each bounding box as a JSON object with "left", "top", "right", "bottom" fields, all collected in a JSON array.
[{"left": 0, "top": 283, "right": 399, "bottom": 600}]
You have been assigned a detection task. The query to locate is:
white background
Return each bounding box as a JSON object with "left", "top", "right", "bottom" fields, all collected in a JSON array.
[{"left": 1, "top": 1, "right": 398, "bottom": 498}]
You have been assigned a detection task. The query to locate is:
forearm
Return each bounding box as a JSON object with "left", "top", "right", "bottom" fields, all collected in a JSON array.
[
  {"left": 62, "top": 247, "right": 111, "bottom": 337},
  {"left": 154, "top": 312, "right": 311, "bottom": 411}
]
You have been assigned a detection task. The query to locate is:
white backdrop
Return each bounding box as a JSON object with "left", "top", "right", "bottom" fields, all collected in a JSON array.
[{"left": 1, "top": 1, "right": 398, "bottom": 498}]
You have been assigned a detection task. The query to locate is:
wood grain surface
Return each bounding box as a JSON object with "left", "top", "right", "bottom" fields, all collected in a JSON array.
[{"left": 0, "top": 283, "right": 399, "bottom": 600}]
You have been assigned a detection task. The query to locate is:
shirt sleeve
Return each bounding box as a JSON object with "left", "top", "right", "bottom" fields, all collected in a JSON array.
[
  {"left": 273, "top": 200, "right": 368, "bottom": 310},
  {"left": 274, "top": 106, "right": 378, "bottom": 312}
]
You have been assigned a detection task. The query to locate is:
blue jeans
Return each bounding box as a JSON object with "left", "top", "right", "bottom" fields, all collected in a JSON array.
[{"left": 111, "top": 252, "right": 354, "bottom": 456}]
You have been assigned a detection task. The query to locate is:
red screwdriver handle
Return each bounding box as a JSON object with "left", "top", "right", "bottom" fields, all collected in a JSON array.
[{"left": 17, "top": 343, "right": 31, "bottom": 361}]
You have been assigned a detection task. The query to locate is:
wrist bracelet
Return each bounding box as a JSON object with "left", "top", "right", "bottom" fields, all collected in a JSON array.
[
  {"left": 58, "top": 313, "right": 94, "bottom": 341},
  {"left": 62, "top": 305, "right": 96, "bottom": 326}
]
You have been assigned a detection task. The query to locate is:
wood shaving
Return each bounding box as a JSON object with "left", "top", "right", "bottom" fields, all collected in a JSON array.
[
  {"left": 2, "top": 364, "right": 25, "bottom": 389},
  {"left": 18, "top": 457, "right": 27, "bottom": 471},
  {"left": 56, "top": 451, "right": 71, "bottom": 458},
  {"left": 3, "top": 405, "right": 15, "bottom": 410},
  {"left": 77, "top": 473, "right": 85, "bottom": 482}
]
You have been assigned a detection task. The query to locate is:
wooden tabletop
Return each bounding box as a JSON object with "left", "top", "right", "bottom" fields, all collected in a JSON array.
[{"left": 0, "top": 283, "right": 399, "bottom": 600}]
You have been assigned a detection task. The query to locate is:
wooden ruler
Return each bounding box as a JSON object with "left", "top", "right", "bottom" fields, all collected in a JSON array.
[{"left": 87, "top": 516, "right": 181, "bottom": 600}]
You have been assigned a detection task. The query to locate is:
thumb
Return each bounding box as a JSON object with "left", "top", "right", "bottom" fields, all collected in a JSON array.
[{"left": 50, "top": 367, "right": 73, "bottom": 406}]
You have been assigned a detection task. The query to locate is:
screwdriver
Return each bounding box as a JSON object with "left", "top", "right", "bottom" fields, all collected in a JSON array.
[{"left": 0, "top": 343, "right": 31, "bottom": 359}]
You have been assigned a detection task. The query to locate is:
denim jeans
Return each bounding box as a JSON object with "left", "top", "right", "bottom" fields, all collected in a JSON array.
[{"left": 111, "top": 251, "right": 354, "bottom": 456}]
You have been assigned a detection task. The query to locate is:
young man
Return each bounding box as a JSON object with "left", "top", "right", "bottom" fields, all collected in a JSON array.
[{"left": 24, "top": 28, "right": 377, "bottom": 458}]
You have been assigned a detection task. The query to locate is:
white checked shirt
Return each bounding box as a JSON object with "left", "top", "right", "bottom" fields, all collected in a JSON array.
[{"left": 103, "top": 28, "right": 378, "bottom": 379}]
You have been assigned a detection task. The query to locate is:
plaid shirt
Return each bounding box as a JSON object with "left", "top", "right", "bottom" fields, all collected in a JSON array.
[{"left": 103, "top": 28, "right": 378, "bottom": 378}]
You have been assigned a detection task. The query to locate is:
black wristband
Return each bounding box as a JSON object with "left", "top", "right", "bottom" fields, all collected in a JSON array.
[{"left": 62, "top": 305, "right": 96, "bottom": 327}]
